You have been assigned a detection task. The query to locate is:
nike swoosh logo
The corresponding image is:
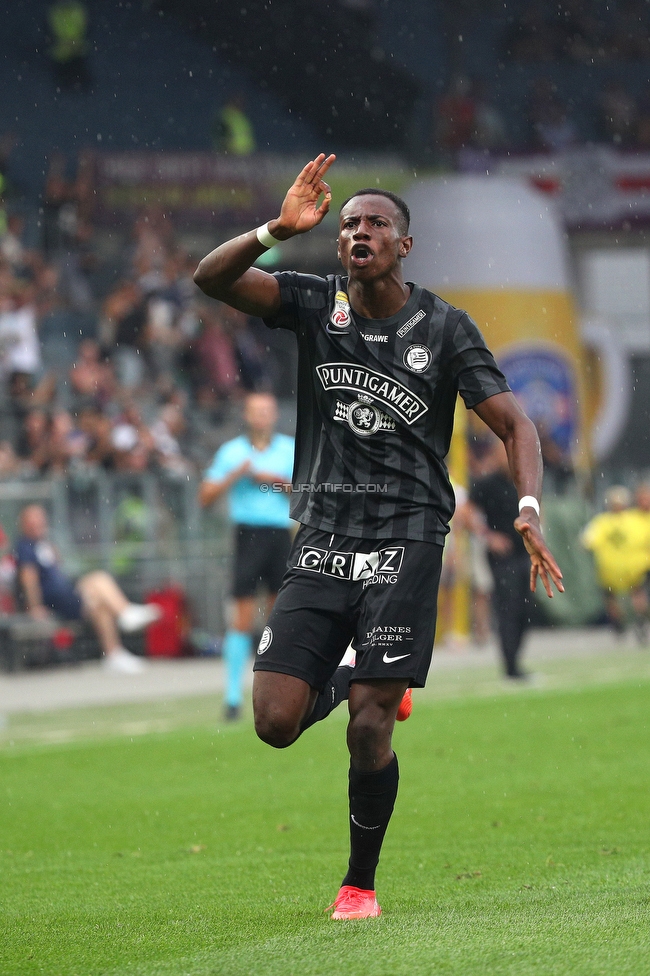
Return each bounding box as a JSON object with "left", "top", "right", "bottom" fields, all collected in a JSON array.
[
  {"left": 351, "top": 815, "right": 381, "bottom": 830},
  {"left": 382, "top": 652, "right": 411, "bottom": 664}
]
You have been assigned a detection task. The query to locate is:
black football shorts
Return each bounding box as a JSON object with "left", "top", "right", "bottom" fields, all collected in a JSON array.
[
  {"left": 232, "top": 526, "right": 292, "bottom": 598},
  {"left": 253, "top": 525, "right": 443, "bottom": 691}
]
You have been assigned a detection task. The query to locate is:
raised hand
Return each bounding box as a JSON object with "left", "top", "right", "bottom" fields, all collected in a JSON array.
[
  {"left": 514, "top": 515, "right": 564, "bottom": 598},
  {"left": 270, "top": 154, "right": 336, "bottom": 238}
]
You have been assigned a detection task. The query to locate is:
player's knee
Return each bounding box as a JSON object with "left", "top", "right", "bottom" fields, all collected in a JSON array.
[
  {"left": 347, "top": 708, "right": 388, "bottom": 763},
  {"left": 253, "top": 704, "right": 299, "bottom": 749}
]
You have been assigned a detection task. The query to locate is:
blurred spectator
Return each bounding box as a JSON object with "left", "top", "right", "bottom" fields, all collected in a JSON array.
[
  {"left": 471, "top": 82, "right": 509, "bottom": 151},
  {"left": 16, "top": 409, "right": 52, "bottom": 474},
  {"left": 582, "top": 485, "right": 650, "bottom": 641},
  {"left": 77, "top": 406, "right": 114, "bottom": 468},
  {"left": 150, "top": 402, "right": 193, "bottom": 476},
  {"left": 435, "top": 75, "right": 476, "bottom": 153},
  {"left": 47, "top": 0, "right": 91, "bottom": 90},
  {"left": 504, "top": 0, "right": 650, "bottom": 63},
  {"left": 598, "top": 80, "right": 638, "bottom": 146},
  {"left": 528, "top": 78, "right": 579, "bottom": 151},
  {"left": 1, "top": 214, "right": 33, "bottom": 275},
  {"left": 0, "top": 278, "right": 42, "bottom": 381},
  {"left": 212, "top": 94, "right": 256, "bottom": 156},
  {"left": 69, "top": 339, "right": 116, "bottom": 410},
  {"left": 636, "top": 95, "right": 650, "bottom": 148},
  {"left": 111, "top": 401, "right": 154, "bottom": 473},
  {"left": 100, "top": 280, "right": 147, "bottom": 390},
  {"left": 191, "top": 305, "right": 239, "bottom": 407},
  {"left": 234, "top": 315, "right": 275, "bottom": 392},
  {"left": 0, "top": 440, "right": 20, "bottom": 478},
  {"left": 15, "top": 504, "right": 160, "bottom": 672},
  {"left": 538, "top": 424, "right": 574, "bottom": 495},
  {"left": 48, "top": 408, "right": 88, "bottom": 473},
  {"left": 42, "top": 152, "right": 74, "bottom": 255},
  {"left": 556, "top": 0, "right": 608, "bottom": 64},
  {"left": 0, "top": 131, "right": 18, "bottom": 203}
]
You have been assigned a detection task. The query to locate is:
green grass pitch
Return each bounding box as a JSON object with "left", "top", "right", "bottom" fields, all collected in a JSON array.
[{"left": 2, "top": 652, "right": 650, "bottom": 975}]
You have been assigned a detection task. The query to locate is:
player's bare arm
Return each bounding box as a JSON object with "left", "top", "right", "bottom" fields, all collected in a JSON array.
[
  {"left": 473, "top": 391, "right": 564, "bottom": 598},
  {"left": 193, "top": 153, "right": 336, "bottom": 317}
]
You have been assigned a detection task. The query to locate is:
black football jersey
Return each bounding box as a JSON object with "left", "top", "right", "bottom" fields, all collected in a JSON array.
[{"left": 264, "top": 272, "right": 510, "bottom": 544}]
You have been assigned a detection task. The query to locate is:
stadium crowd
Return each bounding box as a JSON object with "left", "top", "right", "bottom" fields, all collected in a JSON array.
[{"left": 0, "top": 153, "right": 287, "bottom": 482}]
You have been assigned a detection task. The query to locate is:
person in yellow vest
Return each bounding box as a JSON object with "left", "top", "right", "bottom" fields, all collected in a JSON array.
[
  {"left": 582, "top": 485, "right": 650, "bottom": 642},
  {"left": 47, "top": 0, "right": 91, "bottom": 90},
  {"left": 213, "top": 95, "right": 256, "bottom": 156}
]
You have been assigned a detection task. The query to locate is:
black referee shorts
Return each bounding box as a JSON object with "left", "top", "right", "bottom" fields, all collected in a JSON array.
[
  {"left": 232, "top": 525, "right": 292, "bottom": 598},
  {"left": 253, "top": 525, "right": 443, "bottom": 691}
]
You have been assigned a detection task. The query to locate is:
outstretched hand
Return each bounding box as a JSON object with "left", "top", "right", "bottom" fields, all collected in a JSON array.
[
  {"left": 272, "top": 153, "right": 336, "bottom": 237},
  {"left": 514, "top": 515, "right": 564, "bottom": 598}
]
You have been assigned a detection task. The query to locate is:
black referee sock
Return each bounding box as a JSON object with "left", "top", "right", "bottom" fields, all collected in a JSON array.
[
  {"left": 300, "top": 665, "right": 354, "bottom": 732},
  {"left": 342, "top": 753, "right": 399, "bottom": 892}
]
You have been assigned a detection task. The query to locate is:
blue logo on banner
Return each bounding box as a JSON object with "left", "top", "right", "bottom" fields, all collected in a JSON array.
[{"left": 499, "top": 346, "right": 577, "bottom": 454}]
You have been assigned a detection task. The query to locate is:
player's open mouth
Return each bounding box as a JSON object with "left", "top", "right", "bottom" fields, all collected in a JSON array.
[{"left": 350, "top": 245, "right": 373, "bottom": 265}]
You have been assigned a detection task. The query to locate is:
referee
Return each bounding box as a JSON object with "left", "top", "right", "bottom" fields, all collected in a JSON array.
[
  {"left": 193, "top": 155, "right": 563, "bottom": 918},
  {"left": 199, "top": 392, "right": 294, "bottom": 721}
]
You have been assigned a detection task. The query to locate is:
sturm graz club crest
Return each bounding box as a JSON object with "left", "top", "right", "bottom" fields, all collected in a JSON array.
[
  {"left": 327, "top": 290, "right": 351, "bottom": 333},
  {"left": 333, "top": 396, "right": 396, "bottom": 437},
  {"left": 403, "top": 343, "right": 432, "bottom": 373}
]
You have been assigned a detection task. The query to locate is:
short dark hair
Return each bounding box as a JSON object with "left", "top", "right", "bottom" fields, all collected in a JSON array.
[{"left": 339, "top": 189, "right": 410, "bottom": 235}]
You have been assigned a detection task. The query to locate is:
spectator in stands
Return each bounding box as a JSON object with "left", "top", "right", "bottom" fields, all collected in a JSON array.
[
  {"left": 0, "top": 278, "right": 42, "bottom": 383},
  {"left": 150, "top": 402, "right": 193, "bottom": 477},
  {"left": 471, "top": 81, "right": 509, "bottom": 152},
  {"left": 1, "top": 213, "right": 33, "bottom": 276},
  {"left": 0, "top": 441, "right": 20, "bottom": 478},
  {"left": 435, "top": 75, "right": 477, "bottom": 154},
  {"left": 582, "top": 485, "right": 650, "bottom": 642},
  {"left": 16, "top": 409, "right": 52, "bottom": 475},
  {"left": 212, "top": 94, "right": 256, "bottom": 156},
  {"left": 528, "top": 78, "right": 579, "bottom": 151},
  {"left": 77, "top": 406, "right": 114, "bottom": 469},
  {"left": 597, "top": 80, "right": 638, "bottom": 146},
  {"left": 69, "top": 339, "right": 116, "bottom": 411},
  {"left": 636, "top": 95, "right": 650, "bottom": 148},
  {"left": 111, "top": 401, "right": 154, "bottom": 473},
  {"left": 234, "top": 314, "right": 275, "bottom": 392},
  {"left": 15, "top": 504, "right": 160, "bottom": 672},
  {"left": 47, "top": 408, "right": 88, "bottom": 473},
  {"left": 47, "top": 0, "right": 91, "bottom": 90},
  {"left": 100, "top": 279, "right": 147, "bottom": 390},
  {"left": 192, "top": 305, "right": 239, "bottom": 408}
]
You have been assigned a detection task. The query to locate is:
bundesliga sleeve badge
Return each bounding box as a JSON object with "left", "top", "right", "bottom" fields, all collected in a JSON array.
[{"left": 328, "top": 291, "right": 352, "bottom": 333}]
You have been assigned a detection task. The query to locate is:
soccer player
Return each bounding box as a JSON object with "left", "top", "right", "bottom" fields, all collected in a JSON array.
[
  {"left": 199, "top": 392, "right": 294, "bottom": 720},
  {"left": 193, "top": 154, "right": 563, "bottom": 919}
]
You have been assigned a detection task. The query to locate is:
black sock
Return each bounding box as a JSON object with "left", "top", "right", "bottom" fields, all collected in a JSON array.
[
  {"left": 342, "top": 753, "right": 399, "bottom": 892},
  {"left": 300, "top": 665, "right": 353, "bottom": 732}
]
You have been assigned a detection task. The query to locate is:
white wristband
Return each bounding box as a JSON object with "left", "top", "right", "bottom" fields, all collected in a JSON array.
[
  {"left": 256, "top": 222, "right": 280, "bottom": 249},
  {"left": 518, "top": 495, "right": 540, "bottom": 516}
]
